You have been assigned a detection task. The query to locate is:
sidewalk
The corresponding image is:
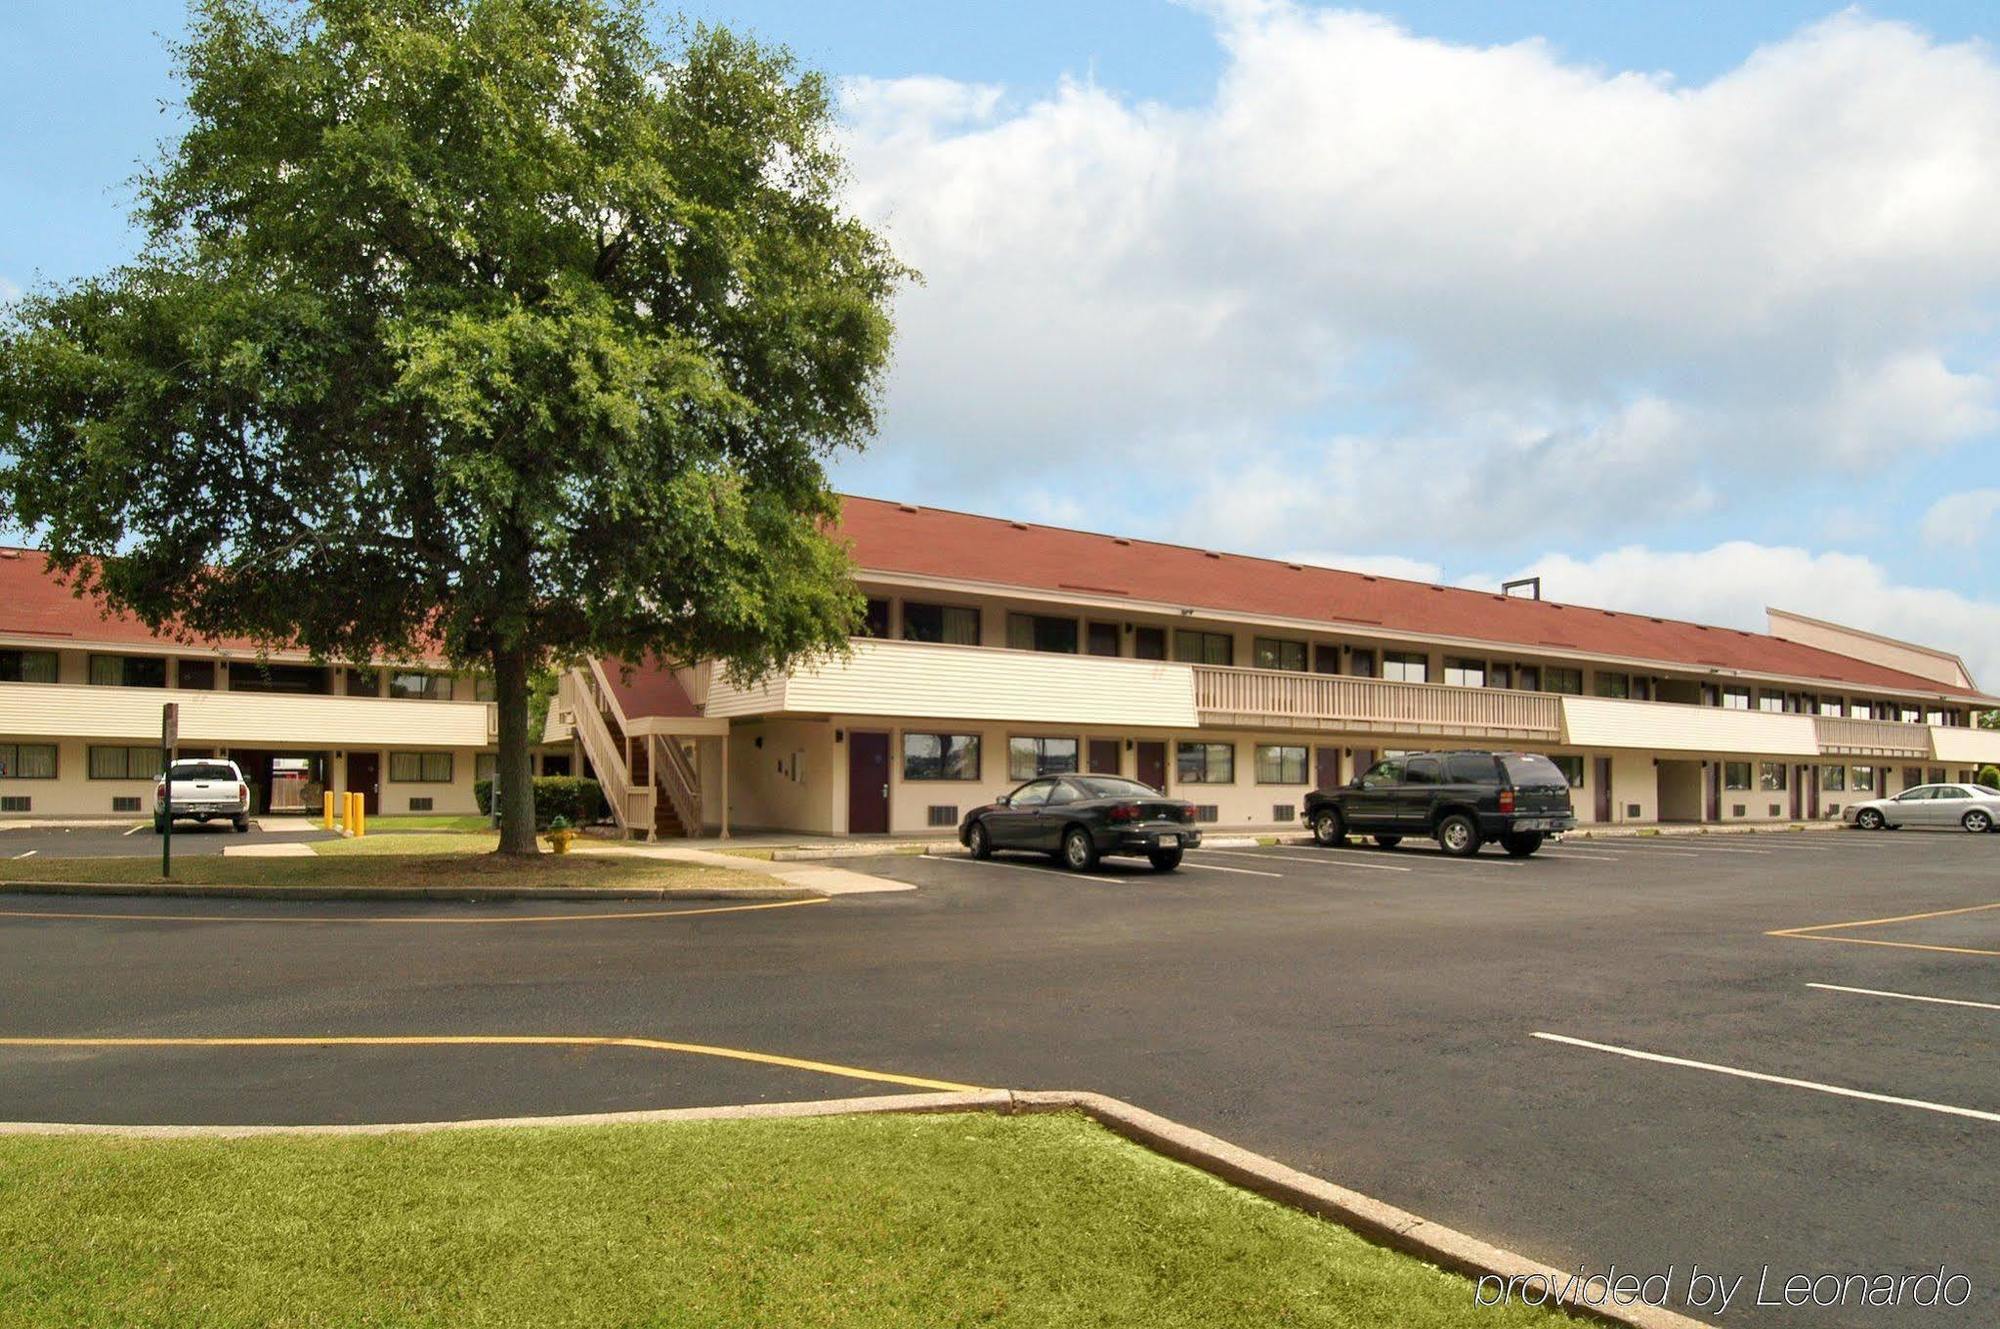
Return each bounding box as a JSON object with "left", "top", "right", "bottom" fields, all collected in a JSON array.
[{"left": 577, "top": 843, "right": 916, "bottom": 895}]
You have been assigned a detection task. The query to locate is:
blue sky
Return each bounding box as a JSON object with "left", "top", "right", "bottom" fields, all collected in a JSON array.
[{"left": 4, "top": 1, "right": 2000, "bottom": 677}]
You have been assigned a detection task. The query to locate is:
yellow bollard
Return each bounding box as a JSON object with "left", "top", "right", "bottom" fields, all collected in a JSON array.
[
  {"left": 354, "top": 797, "right": 365, "bottom": 838},
  {"left": 323, "top": 790, "right": 335, "bottom": 831},
  {"left": 344, "top": 791, "right": 357, "bottom": 835}
]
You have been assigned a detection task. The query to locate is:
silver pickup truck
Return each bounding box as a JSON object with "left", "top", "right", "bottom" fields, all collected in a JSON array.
[{"left": 154, "top": 758, "right": 252, "bottom": 833}]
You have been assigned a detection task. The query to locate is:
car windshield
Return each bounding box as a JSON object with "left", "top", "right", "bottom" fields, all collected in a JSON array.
[
  {"left": 169, "top": 763, "right": 236, "bottom": 782},
  {"left": 1071, "top": 776, "right": 1158, "bottom": 799},
  {"left": 1500, "top": 754, "right": 1567, "bottom": 786}
]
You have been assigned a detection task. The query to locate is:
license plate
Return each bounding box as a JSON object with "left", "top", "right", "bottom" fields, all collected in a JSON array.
[{"left": 1155, "top": 833, "right": 1179, "bottom": 848}]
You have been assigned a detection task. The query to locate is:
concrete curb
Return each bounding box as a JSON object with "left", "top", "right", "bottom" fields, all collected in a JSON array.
[
  {"left": 0, "top": 1089, "right": 1707, "bottom": 1329},
  {"left": 0, "top": 881, "right": 819, "bottom": 903}
]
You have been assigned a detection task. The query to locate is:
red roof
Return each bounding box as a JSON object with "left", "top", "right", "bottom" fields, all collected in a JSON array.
[
  {"left": 602, "top": 658, "right": 698, "bottom": 719},
  {"left": 835, "top": 497, "right": 1986, "bottom": 701},
  {"left": 0, "top": 547, "right": 446, "bottom": 662}
]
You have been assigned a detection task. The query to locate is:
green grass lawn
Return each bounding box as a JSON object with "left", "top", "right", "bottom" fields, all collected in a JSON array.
[
  {"left": 0, "top": 1112, "right": 1575, "bottom": 1329},
  {"left": 357, "top": 813, "right": 494, "bottom": 833},
  {"left": 0, "top": 841, "right": 756, "bottom": 892}
]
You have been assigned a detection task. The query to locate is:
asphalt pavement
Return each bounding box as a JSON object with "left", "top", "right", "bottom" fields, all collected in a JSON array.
[{"left": 1, "top": 827, "right": 1994, "bottom": 1327}]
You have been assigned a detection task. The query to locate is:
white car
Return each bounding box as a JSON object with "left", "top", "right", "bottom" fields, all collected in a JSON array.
[
  {"left": 154, "top": 758, "right": 252, "bottom": 833},
  {"left": 1846, "top": 783, "right": 2000, "bottom": 834}
]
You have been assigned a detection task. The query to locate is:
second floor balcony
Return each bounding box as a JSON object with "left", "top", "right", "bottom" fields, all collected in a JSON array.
[
  {"left": 0, "top": 681, "right": 495, "bottom": 748},
  {"left": 1193, "top": 665, "right": 1563, "bottom": 741}
]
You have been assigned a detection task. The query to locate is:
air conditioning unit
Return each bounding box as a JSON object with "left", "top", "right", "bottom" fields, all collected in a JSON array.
[
  {"left": 926, "top": 805, "right": 958, "bottom": 827},
  {"left": 1271, "top": 804, "right": 1295, "bottom": 823},
  {"left": 0, "top": 796, "right": 29, "bottom": 813},
  {"left": 409, "top": 797, "right": 434, "bottom": 812},
  {"left": 1194, "top": 804, "right": 1220, "bottom": 823},
  {"left": 112, "top": 796, "right": 141, "bottom": 813}
]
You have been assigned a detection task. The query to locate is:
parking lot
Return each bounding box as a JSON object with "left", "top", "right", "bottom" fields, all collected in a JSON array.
[
  {"left": 0, "top": 820, "right": 339, "bottom": 859},
  {"left": 0, "top": 827, "right": 1993, "bottom": 1325}
]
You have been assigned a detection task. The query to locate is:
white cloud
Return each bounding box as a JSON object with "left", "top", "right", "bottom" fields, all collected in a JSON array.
[
  {"left": 1920, "top": 488, "right": 2000, "bottom": 549},
  {"left": 1472, "top": 542, "right": 2000, "bottom": 691},
  {"left": 0, "top": 276, "right": 19, "bottom": 305},
  {"left": 836, "top": 4, "right": 2000, "bottom": 553}
]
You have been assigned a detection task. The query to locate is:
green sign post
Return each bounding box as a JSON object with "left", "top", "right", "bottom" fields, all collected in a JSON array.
[{"left": 160, "top": 702, "right": 178, "bottom": 878}]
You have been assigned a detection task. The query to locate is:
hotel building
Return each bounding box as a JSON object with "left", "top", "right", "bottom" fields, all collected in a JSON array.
[{"left": 551, "top": 498, "right": 2000, "bottom": 839}]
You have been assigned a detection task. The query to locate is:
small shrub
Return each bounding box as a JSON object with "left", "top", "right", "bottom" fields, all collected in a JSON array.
[
  {"left": 1978, "top": 764, "right": 2000, "bottom": 791},
  {"left": 476, "top": 776, "right": 606, "bottom": 827}
]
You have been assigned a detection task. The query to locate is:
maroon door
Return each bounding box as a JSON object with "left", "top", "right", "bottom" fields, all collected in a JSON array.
[
  {"left": 1805, "top": 770, "right": 1819, "bottom": 819},
  {"left": 1352, "top": 748, "right": 1376, "bottom": 779},
  {"left": 1314, "top": 746, "right": 1341, "bottom": 791},
  {"left": 1135, "top": 741, "right": 1168, "bottom": 794},
  {"left": 1313, "top": 644, "right": 1340, "bottom": 675},
  {"left": 847, "top": 732, "right": 889, "bottom": 834},
  {"left": 346, "top": 752, "right": 380, "bottom": 815},
  {"left": 1087, "top": 739, "right": 1120, "bottom": 776},
  {"left": 1593, "top": 757, "right": 1613, "bottom": 822},
  {"left": 1704, "top": 762, "right": 1721, "bottom": 822},
  {"left": 1791, "top": 768, "right": 1804, "bottom": 820}
]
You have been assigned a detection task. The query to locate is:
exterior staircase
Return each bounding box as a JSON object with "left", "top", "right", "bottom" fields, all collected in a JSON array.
[{"left": 555, "top": 661, "right": 706, "bottom": 840}]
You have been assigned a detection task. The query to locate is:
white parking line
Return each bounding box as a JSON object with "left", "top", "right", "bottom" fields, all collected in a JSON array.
[
  {"left": 947, "top": 856, "right": 1125, "bottom": 885},
  {"left": 1193, "top": 847, "right": 1414, "bottom": 874},
  {"left": 1538, "top": 850, "right": 1624, "bottom": 861},
  {"left": 1176, "top": 860, "right": 1284, "bottom": 878},
  {"left": 1580, "top": 842, "right": 1749, "bottom": 857},
  {"left": 1807, "top": 983, "right": 2000, "bottom": 1013},
  {"left": 122, "top": 824, "right": 146, "bottom": 837},
  {"left": 12, "top": 850, "right": 34, "bottom": 860},
  {"left": 1532, "top": 1031, "right": 2000, "bottom": 1125}
]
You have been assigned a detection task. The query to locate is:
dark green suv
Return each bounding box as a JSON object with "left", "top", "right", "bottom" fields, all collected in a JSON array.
[{"left": 1301, "top": 750, "right": 1577, "bottom": 857}]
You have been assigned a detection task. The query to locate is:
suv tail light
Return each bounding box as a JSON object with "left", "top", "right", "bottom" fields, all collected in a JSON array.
[
  {"left": 1180, "top": 803, "right": 1198, "bottom": 823},
  {"left": 1108, "top": 802, "right": 1140, "bottom": 823},
  {"left": 1499, "top": 788, "right": 1515, "bottom": 813}
]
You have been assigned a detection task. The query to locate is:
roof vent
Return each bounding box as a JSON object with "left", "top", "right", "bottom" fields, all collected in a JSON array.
[
  {"left": 1649, "top": 617, "right": 1663, "bottom": 624},
  {"left": 1286, "top": 562, "right": 1303, "bottom": 571},
  {"left": 0, "top": 551, "right": 18, "bottom": 561},
  {"left": 1203, "top": 550, "right": 1222, "bottom": 559},
  {"left": 1009, "top": 521, "right": 1029, "bottom": 531},
  {"left": 1114, "top": 537, "right": 1131, "bottom": 546},
  {"left": 1360, "top": 575, "right": 1378, "bottom": 583},
  {"left": 896, "top": 503, "right": 919, "bottom": 514}
]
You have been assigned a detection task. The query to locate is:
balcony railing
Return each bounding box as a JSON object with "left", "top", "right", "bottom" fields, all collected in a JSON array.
[
  {"left": 1814, "top": 715, "right": 1934, "bottom": 758},
  {"left": 1193, "top": 666, "right": 1562, "bottom": 739}
]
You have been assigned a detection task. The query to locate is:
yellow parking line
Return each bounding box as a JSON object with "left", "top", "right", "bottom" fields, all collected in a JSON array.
[
  {"left": 0, "top": 898, "right": 826, "bottom": 926},
  {"left": 0, "top": 1033, "right": 982, "bottom": 1093},
  {"left": 1768, "top": 900, "right": 2000, "bottom": 935},
  {"left": 1766, "top": 900, "right": 2000, "bottom": 960}
]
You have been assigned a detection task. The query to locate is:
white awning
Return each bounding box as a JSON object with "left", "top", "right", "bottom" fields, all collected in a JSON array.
[{"left": 1931, "top": 727, "right": 2000, "bottom": 765}]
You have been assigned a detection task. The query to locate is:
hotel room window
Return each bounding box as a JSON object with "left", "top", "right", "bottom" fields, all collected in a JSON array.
[
  {"left": 1443, "top": 658, "right": 1485, "bottom": 688},
  {"left": 1008, "top": 736, "right": 1078, "bottom": 780},
  {"left": 176, "top": 659, "right": 218, "bottom": 690},
  {"left": 903, "top": 602, "right": 981, "bottom": 647},
  {"left": 1543, "top": 667, "right": 1582, "bottom": 695},
  {"left": 1133, "top": 626, "right": 1166, "bottom": 660},
  {"left": 1720, "top": 687, "right": 1750, "bottom": 710},
  {"left": 1593, "top": 672, "right": 1629, "bottom": 699},
  {"left": 1253, "top": 637, "right": 1307, "bottom": 672},
  {"left": 1007, "top": 613, "right": 1079, "bottom": 654},
  {"left": 1758, "top": 763, "right": 1788, "bottom": 791},
  {"left": 1086, "top": 621, "right": 1121, "bottom": 657},
  {"left": 1173, "top": 630, "right": 1233, "bottom": 667},
  {"left": 1724, "top": 762, "right": 1752, "bottom": 790},
  {"left": 903, "top": 733, "right": 981, "bottom": 781},
  {"left": 1381, "top": 651, "right": 1428, "bottom": 684},
  {"left": 1254, "top": 745, "right": 1308, "bottom": 784},
  {"left": 88, "top": 655, "right": 167, "bottom": 688},
  {"left": 0, "top": 650, "right": 58, "bottom": 683},
  {"left": 1176, "top": 742, "right": 1235, "bottom": 784},
  {"left": 860, "top": 598, "right": 891, "bottom": 639}
]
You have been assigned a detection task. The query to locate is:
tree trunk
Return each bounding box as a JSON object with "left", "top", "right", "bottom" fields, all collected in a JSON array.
[{"left": 493, "top": 643, "right": 539, "bottom": 856}]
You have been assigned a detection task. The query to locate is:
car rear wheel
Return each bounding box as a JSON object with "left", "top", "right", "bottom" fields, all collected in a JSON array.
[
  {"left": 1372, "top": 834, "right": 1402, "bottom": 849},
  {"left": 1964, "top": 810, "right": 1993, "bottom": 834},
  {"left": 1437, "top": 814, "right": 1482, "bottom": 857},
  {"left": 1501, "top": 831, "right": 1544, "bottom": 857},
  {"left": 1856, "top": 808, "right": 1885, "bottom": 831},
  {"left": 234, "top": 816, "right": 251, "bottom": 833},
  {"left": 966, "top": 821, "right": 993, "bottom": 859},
  {"left": 1311, "top": 809, "right": 1345, "bottom": 847},
  {"left": 1148, "top": 848, "right": 1183, "bottom": 871},
  {"left": 1061, "top": 826, "right": 1099, "bottom": 873},
  {"left": 152, "top": 818, "right": 166, "bottom": 835}
]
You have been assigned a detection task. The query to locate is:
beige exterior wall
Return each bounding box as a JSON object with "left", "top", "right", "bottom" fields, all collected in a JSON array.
[
  {"left": 1767, "top": 609, "right": 1975, "bottom": 691},
  {"left": 726, "top": 718, "right": 835, "bottom": 834},
  {"left": 0, "top": 649, "right": 493, "bottom": 820}
]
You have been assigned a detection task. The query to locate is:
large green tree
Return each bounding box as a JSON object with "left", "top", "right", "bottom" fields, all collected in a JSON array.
[{"left": 0, "top": 0, "right": 907, "bottom": 852}]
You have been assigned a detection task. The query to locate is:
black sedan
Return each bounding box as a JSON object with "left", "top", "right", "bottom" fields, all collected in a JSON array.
[{"left": 960, "top": 775, "right": 1202, "bottom": 872}]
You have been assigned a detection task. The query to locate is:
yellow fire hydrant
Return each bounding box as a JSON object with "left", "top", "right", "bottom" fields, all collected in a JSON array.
[{"left": 544, "top": 816, "right": 576, "bottom": 854}]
